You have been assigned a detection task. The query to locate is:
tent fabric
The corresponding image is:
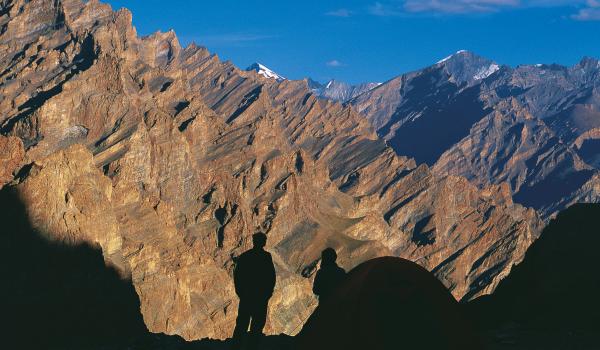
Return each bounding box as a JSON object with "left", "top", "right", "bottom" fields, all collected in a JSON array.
[{"left": 296, "top": 256, "right": 481, "bottom": 350}]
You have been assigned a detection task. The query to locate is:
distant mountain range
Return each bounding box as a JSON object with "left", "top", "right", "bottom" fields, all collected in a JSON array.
[
  {"left": 245, "top": 63, "right": 380, "bottom": 102},
  {"left": 349, "top": 50, "right": 600, "bottom": 219},
  {"left": 248, "top": 52, "right": 600, "bottom": 219},
  {"left": 307, "top": 79, "right": 381, "bottom": 102}
]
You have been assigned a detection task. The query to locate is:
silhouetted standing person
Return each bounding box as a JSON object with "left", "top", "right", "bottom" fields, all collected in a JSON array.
[
  {"left": 313, "top": 248, "right": 346, "bottom": 304},
  {"left": 232, "top": 232, "right": 276, "bottom": 350}
]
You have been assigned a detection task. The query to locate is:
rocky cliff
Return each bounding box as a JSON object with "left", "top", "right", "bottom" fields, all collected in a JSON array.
[{"left": 0, "top": 0, "right": 542, "bottom": 340}]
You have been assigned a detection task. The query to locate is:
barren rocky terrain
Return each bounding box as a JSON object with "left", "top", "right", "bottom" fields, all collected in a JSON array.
[
  {"left": 1, "top": 0, "right": 542, "bottom": 340},
  {"left": 350, "top": 51, "right": 600, "bottom": 219}
]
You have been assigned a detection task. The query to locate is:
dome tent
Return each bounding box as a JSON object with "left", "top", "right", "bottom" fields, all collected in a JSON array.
[{"left": 296, "top": 257, "right": 481, "bottom": 350}]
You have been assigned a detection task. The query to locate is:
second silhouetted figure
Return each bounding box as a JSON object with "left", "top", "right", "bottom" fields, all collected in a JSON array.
[
  {"left": 232, "top": 232, "right": 276, "bottom": 350},
  {"left": 313, "top": 248, "right": 346, "bottom": 304}
]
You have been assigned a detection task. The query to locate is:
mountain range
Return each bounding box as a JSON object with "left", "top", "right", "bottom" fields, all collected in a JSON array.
[
  {"left": 245, "top": 63, "right": 380, "bottom": 102},
  {"left": 248, "top": 52, "right": 600, "bottom": 220},
  {"left": 0, "top": 0, "right": 595, "bottom": 343},
  {"left": 350, "top": 50, "right": 600, "bottom": 219}
]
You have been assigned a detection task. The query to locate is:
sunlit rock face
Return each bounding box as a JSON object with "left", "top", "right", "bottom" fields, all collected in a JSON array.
[
  {"left": 350, "top": 51, "right": 600, "bottom": 219},
  {"left": 0, "top": 135, "right": 24, "bottom": 186},
  {"left": 0, "top": 0, "right": 542, "bottom": 340}
]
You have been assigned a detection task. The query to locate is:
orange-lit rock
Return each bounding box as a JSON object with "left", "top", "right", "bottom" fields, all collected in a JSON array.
[{"left": 0, "top": 0, "right": 542, "bottom": 340}]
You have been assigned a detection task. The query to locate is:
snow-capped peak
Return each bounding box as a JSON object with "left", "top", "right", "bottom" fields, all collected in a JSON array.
[
  {"left": 434, "top": 50, "right": 500, "bottom": 84},
  {"left": 307, "top": 78, "right": 380, "bottom": 102},
  {"left": 246, "top": 62, "right": 286, "bottom": 81},
  {"left": 437, "top": 50, "right": 470, "bottom": 64}
]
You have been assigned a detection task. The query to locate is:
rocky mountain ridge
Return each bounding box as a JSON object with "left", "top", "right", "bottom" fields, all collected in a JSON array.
[
  {"left": 244, "top": 63, "right": 380, "bottom": 102},
  {"left": 246, "top": 62, "right": 286, "bottom": 82},
  {"left": 350, "top": 50, "right": 600, "bottom": 218},
  {"left": 0, "top": 0, "right": 541, "bottom": 341},
  {"left": 308, "top": 78, "right": 381, "bottom": 102}
]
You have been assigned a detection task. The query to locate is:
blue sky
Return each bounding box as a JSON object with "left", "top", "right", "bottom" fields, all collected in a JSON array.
[{"left": 104, "top": 0, "right": 600, "bottom": 84}]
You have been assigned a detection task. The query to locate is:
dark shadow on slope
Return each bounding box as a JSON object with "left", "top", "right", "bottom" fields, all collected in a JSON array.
[
  {"left": 0, "top": 186, "right": 148, "bottom": 349},
  {"left": 296, "top": 257, "right": 481, "bottom": 350},
  {"left": 513, "top": 167, "right": 595, "bottom": 210},
  {"left": 379, "top": 67, "right": 491, "bottom": 166},
  {"left": 0, "top": 185, "right": 294, "bottom": 350},
  {"left": 577, "top": 138, "right": 600, "bottom": 168},
  {"left": 411, "top": 214, "right": 436, "bottom": 246},
  {"left": 544, "top": 90, "right": 600, "bottom": 143},
  {"left": 328, "top": 138, "right": 388, "bottom": 183},
  {"left": 226, "top": 86, "right": 262, "bottom": 124},
  {"left": 468, "top": 204, "right": 600, "bottom": 348}
]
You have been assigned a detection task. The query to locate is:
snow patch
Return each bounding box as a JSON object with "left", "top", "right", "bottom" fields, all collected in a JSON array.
[
  {"left": 247, "top": 62, "right": 286, "bottom": 81},
  {"left": 437, "top": 50, "right": 469, "bottom": 64},
  {"left": 473, "top": 63, "right": 500, "bottom": 80},
  {"left": 437, "top": 55, "right": 453, "bottom": 64}
]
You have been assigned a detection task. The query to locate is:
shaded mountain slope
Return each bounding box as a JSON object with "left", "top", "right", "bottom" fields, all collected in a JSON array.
[
  {"left": 0, "top": 185, "right": 293, "bottom": 350},
  {"left": 351, "top": 51, "right": 600, "bottom": 218},
  {"left": 469, "top": 203, "right": 600, "bottom": 349},
  {"left": 0, "top": 186, "right": 148, "bottom": 349},
  {"left": 0, "top": 0, "right": 541, "bottom": 339}
]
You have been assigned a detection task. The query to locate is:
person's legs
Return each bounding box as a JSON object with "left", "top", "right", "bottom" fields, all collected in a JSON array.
[
  {"left": 249, "top": 299, "right": 268, "bottom": 334},
  {"left": 232, "top": 299, "right": 251, "bottom": 349},
  {"left": 247, "top": 298, "right": 269, "bottom": 350}
]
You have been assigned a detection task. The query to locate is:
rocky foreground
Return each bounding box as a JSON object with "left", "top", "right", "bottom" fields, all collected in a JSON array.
[
  {"left": 471, "top": 203, "right": 600, "bottom": 349},
  {"left": 1, "top": 0, "right": 542, "bottom": 340}
]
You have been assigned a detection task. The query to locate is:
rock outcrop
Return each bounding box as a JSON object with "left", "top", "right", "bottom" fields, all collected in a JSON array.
[
  {"left": 0, "top": 0, "right": 542, "bottom": 340},
  {"left": 0, "top": 135, "right": 24, "bottom": 187}
]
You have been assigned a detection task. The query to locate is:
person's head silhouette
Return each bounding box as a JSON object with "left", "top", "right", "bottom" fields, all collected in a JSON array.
[
  {"left": 252, "top": 232, "right": 267, "bottom": 249},
  {"left": 321, "top": 248, "right": 337, "bottom": 266}
]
